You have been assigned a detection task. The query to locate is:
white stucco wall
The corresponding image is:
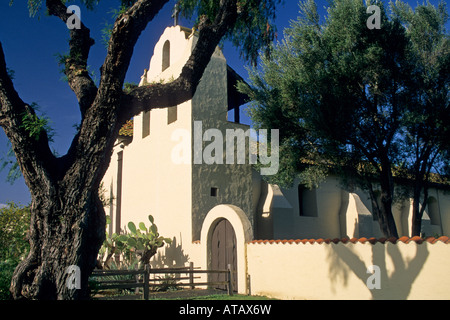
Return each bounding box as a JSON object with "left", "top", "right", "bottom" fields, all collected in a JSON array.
[
  {"left": 247, "top": 238, "right": 450, "bottom": 300},
  {"left": 100, "top": 26, "right": 450, "bottom": 301},
  {"left": 117, "top": 27, "right": 195, "bottom": 249},
  {"left": 102, "top": 26, "right": 197, "bottom": 267},
  {"left": 101, "top": 25, "right": 255, "bottom": 272},
  {"left": 254, "top": 174, "right": 450, "bottom": 240}
]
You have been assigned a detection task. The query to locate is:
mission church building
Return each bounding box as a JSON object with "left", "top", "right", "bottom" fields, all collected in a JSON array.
[{"left": 102, "top": 25, "right": 450, "bottom": 295}]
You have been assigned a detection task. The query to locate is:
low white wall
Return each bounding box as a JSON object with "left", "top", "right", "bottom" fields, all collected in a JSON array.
[{"left": 247, "top": 237, "right": 450, "bottom": 300}]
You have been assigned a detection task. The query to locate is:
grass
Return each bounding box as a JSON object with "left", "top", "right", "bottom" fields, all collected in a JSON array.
[
  {"left": 96, "top": 293, "right": 276, "bottom": 301},
  {"left": 92, "top": 281, "right": 278, "bottom": 300},
  {"left": 94, "top": 288, "right": 277, "bottom": 301},
  {"left": 146, "top": 290, "right": 277, "bottom": 300},
  {"left": 187, "top": 294, "right": 277, "bottom": 300}
]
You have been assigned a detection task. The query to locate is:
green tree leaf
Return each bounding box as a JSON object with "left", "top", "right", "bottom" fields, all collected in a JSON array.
[{"left": 240, "top": 0, "right": 449, "bottom": 237}]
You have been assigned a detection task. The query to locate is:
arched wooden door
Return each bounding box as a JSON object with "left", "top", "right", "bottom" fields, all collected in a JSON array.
[{"left": 210, "top": 219, "right": 237, "bottom": 291}]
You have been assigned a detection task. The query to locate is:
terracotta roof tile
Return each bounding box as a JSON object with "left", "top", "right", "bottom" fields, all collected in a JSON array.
[
  {"left": 358, "top": 237, "right": 368, "bottom": 243},
  {"left": 387, "top": 237, "right": 398, "bottom": 244},
  {"left": 248, "top": 236, "right": 450, "bottom": 245},
  {"left": 410, "top": 236, "right": 424, "bottom": 244}
]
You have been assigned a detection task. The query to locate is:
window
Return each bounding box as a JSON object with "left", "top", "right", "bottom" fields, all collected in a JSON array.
[
  {"left": 298, "top": 185, "right": 304, "bottom": 216},
  {"left": 162, "top": 40, "right": 170, "bottom": 72},
  {"left": 142, "top": 110, "right": 150, "bottom": 138},
  {"left": 168, "top": 106, "right": 177, "bottom": 124},
  {"left": 211, "top": 187, "right": 218, "bottom": 197},
  {"left": 298, "top": 184, "right": 318, "bottom": 217}
]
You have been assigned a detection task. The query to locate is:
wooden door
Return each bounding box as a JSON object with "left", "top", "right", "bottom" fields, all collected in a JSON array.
[{"left": 210, "top": 219, "right": 237, "bottom": 291}]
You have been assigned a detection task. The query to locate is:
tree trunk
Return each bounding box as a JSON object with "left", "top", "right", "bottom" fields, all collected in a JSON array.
[
  {"left": 375, "top": 165, "right": 399, "bottom": 239},
  {"left": 411, "top": 181, "right": 428, "bottom": 237},
  {"left": 1, "top": 0, "right": 240, "bottom": 301},
  {"left": 140, "top": 247, "right": 158, "bottom": 266},
  {"left": 10, "top": 191, "right": 105, "bottom": 300},
  {"left": 378, "top": 191, "right": 399, "bottom": 238},
  {"left": 410, "top": 153, "right": 435, "bottom": 237},
  {"left": 411, "top": 194, "right": 422, "bottom": 237}
]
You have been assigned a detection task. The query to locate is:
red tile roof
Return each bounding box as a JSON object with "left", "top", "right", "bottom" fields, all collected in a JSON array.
[{"left": 248, "top": 236, "right": 450, "bottom": 245}]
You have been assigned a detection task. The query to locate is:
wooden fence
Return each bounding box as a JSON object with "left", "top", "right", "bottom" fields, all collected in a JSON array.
[{"left": 90, "top": 263, "right": 236, "bottom": 300}]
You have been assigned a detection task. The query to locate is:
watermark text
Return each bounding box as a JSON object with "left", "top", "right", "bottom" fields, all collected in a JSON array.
[
  {"left": 66, "top": 5, "right": 81, "bottom": 30},
  {"left": 366, "top": 5, "right": 381, "bottom": 29},
  {"left": 366, "top": 264, "right": 381, "bottom": 289},
  {"left": 66, "top": 265, "right": 81, "bottom": 290},
  {"left": 171, "top": 121, "right": 279, "bottom": 176}
]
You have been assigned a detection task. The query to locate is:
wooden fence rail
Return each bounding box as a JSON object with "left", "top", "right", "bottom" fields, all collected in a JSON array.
[{"left": 90, "top": 263, "right": 236, "bottom": 300}]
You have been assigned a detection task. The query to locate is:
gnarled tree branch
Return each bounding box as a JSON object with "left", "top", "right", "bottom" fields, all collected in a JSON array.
[
  {"left": 119, "top": 0, "right": 239, "bottom": 122},
  {"left": 0, "top": 42, "right": 56, "bottom": 194},
  {"left": 46, "top": 0, "right": 97, "bottom": 117},
  {"left": 63, "top": 0, "right": 172, "bottom": 187}
]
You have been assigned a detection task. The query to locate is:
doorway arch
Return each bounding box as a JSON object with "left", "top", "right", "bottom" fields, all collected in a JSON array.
[{"left": 200, "top": 205, "right": 253, "bottom": 294}]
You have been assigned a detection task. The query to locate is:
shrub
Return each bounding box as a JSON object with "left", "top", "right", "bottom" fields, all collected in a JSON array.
[
  {"left": 0, "top": 202, "right": 31, "bottom": 299},
  {"left": 0, "top": 202, "right": 30, "bottom": 261},
  {"left": 0, "top": 260, "right": 17, "bottom": 299}
]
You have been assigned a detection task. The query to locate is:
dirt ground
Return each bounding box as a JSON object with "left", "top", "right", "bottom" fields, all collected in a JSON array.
[{"left": 94, "top": 288, "right": 228, "bottom": 300}]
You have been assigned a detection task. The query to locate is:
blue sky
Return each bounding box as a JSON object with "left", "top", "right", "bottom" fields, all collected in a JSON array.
[{"left": 0, "top": 0, "right": 447, "bottom": 205}]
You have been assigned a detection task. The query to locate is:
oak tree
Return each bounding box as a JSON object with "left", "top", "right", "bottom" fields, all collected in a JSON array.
[
  {"left": 391, "top": 0, "right": 449, "bottom": 236},
  {"left": 240, "top": 0, "right": 449, "bottom": 238},
  {"left": 0, "top": 0, "right": 280, "bottom": 300}
]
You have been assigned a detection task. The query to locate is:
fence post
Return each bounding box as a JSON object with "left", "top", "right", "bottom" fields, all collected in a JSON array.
[
  {"left": 189, "top": 262, "right": 195, "bottom": 290},
  {"left": 227, "top": 264, "right": 234, "bottom": 296},
  {"left": 143, "top": 264, "right": 149, "bottom": 300},
  {"left": 134, "top": 264, "right": 140, "bottom": 295}
]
